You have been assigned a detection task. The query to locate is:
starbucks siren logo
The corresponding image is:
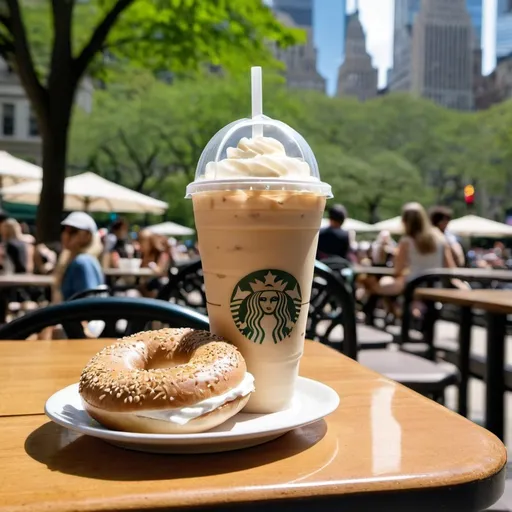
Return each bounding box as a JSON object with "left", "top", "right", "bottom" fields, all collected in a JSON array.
[{"left": 230, "top": 269, "right": 301, "bottom": 344}]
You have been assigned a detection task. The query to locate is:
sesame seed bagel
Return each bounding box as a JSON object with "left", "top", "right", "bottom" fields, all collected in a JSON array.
[{"left": 79, "top": 328, "right": 254, "bottom": 434}]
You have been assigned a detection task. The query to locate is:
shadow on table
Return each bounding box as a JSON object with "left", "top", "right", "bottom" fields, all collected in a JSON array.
[{"left": 25, "top": 420, "right": 327, "bottom": 481}]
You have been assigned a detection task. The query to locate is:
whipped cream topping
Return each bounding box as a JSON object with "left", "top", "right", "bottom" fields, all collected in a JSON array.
[
  {"left": 136, "top": 372, "right": 255, "bottom": 425},
  {"left": 204, "top": 136, "right": 312, "bottom": 180}
]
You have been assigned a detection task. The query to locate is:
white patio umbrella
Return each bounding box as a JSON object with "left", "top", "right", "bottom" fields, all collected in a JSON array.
[
  {"left": 372, "top": 216, "right": 403, "bottom": 235},
  {"left": 0, "top": 151, "right": 42, "bottom": 187},
  {"left": 321, "top": 217, "right": 374, "bottom": 232},
  {"left": 147, "top": 221, "right": 195, "bottom": 237},
  {"left": 0, "top": 172, "right": 168, "bottom": 214},
  {"left": 447, "top": 215, "right": 512, "bottom": 238}
]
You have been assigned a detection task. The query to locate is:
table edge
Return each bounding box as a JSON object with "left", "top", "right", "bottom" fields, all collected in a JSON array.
[
  {"left": 11, "top": 461, "right": 505, "bottom": 512},
  {"left": 415, "top": 288, "right": 512, "bottom": 314},
  {"left": 204, "top": 461, "right": 507, "bottom": 512}
]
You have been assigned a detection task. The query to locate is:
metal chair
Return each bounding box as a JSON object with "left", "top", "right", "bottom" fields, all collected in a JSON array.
[
  {"left": 156, "top": 259, "right": 390, "bottom": 353},
  {"left": 308, "top": 261, "right": 358, "bottom": 359},
  {"left": 157, "top": 259, "right": 206, "bottom": 314},
  {"left": 309, "top": 262, "right": 392, "bottom": 353},
  {"left": 67, "top": 285, "right": 111, "bottom": 301},
  {"left": 0, "top": 297, "right": 209, "bottom": 340},
  {"left": 317, "top": 264, "right": 459, "bottom": 401}
]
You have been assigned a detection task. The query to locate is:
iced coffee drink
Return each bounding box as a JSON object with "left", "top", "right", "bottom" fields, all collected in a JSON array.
[{"left": 186, "top": 68, "right": 331, "bottom": 413}]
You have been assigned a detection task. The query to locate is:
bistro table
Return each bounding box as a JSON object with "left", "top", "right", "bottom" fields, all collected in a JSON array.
[
  {"left": 0, "top": 338, "right": 506, "bottom": 511},
  {"left": 0, "top": 268, "right": 156, "bottom": 289},
  {"left": 105, "top": 268, "right": 156, "bottom": 278},
  {"left": 352, "top": 265, "right": 395, "bottom": 277},
  {"left": 415, "top": 288, "right": 512, "bottom": 441},
  {"left": 0, "top": 269, "right": 159, "bottom": 322}
]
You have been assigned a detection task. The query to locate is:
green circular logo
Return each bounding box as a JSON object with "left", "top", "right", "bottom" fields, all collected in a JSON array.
[{"left": 230, "top": 269, "right": 302, "bottom": 344}]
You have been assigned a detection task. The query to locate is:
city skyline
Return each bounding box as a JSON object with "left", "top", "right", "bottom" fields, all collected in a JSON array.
[
  {"left": 347, "top": 0, "right": 497, "bottom": 89},
  {"left": 270, "top": 0, "right": 499, "bottom": 94}
]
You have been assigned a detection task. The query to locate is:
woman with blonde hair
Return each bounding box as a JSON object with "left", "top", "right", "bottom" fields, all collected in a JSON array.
[
  {"left": 368, "top": 202, "right": 456, "bottom": 298},
  {"left": 53, "top": 212, "right": 104, "bottom": 303},
  {"left": 137, "top": 229, "right": 172, "bottom": 297}
]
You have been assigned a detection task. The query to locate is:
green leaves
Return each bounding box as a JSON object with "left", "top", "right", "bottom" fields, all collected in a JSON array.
[
  {"left": 15, "top": 0, "right": 302, "bottom": 83},
  {"left": 70, "top": 70, "right": 512, "bottom": 227}
]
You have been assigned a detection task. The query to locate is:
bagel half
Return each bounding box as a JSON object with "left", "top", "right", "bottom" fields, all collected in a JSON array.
[{"left": 79, "top": 328, "right": 254, "bottom": 433}]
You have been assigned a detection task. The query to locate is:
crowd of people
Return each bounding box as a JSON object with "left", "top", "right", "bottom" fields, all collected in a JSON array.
[
  {"left": 317, "top": 202, "right": 512, "bottom": 320},
  {"left": 1, "top": 202, "right": 510, "bottom": 316},
  {"left": 318, "top": 202, "right": 511, "bottom": 275},
  {"left": 0, "top": 210, "right": 198, "bottom": 305}
]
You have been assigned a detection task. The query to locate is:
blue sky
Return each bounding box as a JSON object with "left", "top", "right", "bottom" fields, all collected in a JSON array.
[{"left": 315, "top": 0, "right": 498, "bottom": 94}]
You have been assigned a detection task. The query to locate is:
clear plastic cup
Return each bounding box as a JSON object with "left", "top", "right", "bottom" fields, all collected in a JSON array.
[
  {"left": 186, "top": 71, "right": 331, "bottom": 414},
  {"left": 186, "top": 115, "right": 330, "bottom": 197}
]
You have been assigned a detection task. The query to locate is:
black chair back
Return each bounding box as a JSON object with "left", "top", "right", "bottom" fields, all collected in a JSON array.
[
  {"left": 320, "top": 256, "right": 353, "bottom": 271},
  {"left": 0, "top": 297, "right": 209, "bottom": 340},
  {"left": 156, "top": 259, "right": 358, "bottom": 359},
  {"left": 308, "top": 261, "right": 358, "bottom": 359},
  {"left": 67, "top": 285, "right": 111, "bottom": 301},
  {"left": 157, "top": 259, "right": 206, "bottom": 314}
]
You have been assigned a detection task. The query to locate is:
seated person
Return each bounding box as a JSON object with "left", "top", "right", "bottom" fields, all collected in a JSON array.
[
  {"left": 53, "top": 212, "right": 105, "bottom": 302},
  {"left": 317, "top": 204, "right": 353, "bottom": 264}
]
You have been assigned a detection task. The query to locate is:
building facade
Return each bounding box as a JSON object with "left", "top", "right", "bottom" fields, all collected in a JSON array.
[
  {"left": 336, "top": 9, "right": 378, "bottom": 101},
  {"left": 273, "top": 0, "right": 313, "bottom": 27},
  {"left": 0, "top": 59, "right": 93, "bottom": 164},
  {"left": 272, "top": 0, "right": 326, "bottom": 92},
  {"left": 0, "top": 59, "right": 42, "bottom": 164},
  {"left": 390, "top": 0, "right": 482, "bottom": 92},
  {"left": 497, "top": 0, "right": 512, "bottom": 61},
  {"left": 411, "top": 0, "right": 474, "bottom": 110},
  {"left": 389, "top": 0, "right": 421, "bottom": 91},
  {"left": 495, "top": 54, "right": 512, "bottom": 100}
]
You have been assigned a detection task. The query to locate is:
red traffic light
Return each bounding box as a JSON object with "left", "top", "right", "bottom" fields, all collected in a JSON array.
[{"left": 464, "top": 185, "right": 475, "bottom": 205}]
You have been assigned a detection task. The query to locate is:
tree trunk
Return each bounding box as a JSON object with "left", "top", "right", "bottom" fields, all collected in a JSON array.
[
  {"left": 368, "top": 201, "right": 380, "bottom": 224},
  {"left": 36, "top": 96, "right": 73, "bottom": 243}
]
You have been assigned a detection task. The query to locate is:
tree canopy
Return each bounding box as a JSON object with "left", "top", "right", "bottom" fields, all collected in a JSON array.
[
  {"left": 0, "top": 0, "right": 300, "bottom": 241},
  {"left": 70, "top": 71, "right": 512, "bottom": 226}
]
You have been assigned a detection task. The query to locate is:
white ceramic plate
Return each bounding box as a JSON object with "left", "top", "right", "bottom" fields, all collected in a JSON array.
[{"left": 45, "top": 377, "right": 339, "bottom": 454}]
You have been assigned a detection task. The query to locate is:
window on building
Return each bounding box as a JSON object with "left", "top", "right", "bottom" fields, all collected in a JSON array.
[
  {"left": 2, "top": 103, "right": 14, "bottom": 136},
  {"left": 28, "top": 108, "right": 39, "bottom": 136}
]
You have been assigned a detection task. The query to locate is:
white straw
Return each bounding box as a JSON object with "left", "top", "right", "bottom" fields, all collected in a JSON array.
[{"left": 251, "top": 66, "right": 263, "bottom": 138}]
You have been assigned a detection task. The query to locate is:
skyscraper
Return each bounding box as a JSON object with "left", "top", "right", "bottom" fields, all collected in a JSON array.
[
  {"left": 389, "top": 0, "right": 421, "bottom": 91},
  {"left": 497, "top": 0, "right": 512, "bottom": 61},
  {"left": 390, "top": 0, "right": 482, "bottom": 91},
  {"left": 336, "top": 7, "right": 378, "bottom": 101},
  {"left": 272, "top": 1, "right": 326, "bottom": 92},
  {"left": 273, "top": 0, "right": 313, "bottom": 27},
  {"left": 411, "top": 0, "right": 474, "bottom": 110},
  {"left": 466, "top": 0, "right": 483, "bottom": 47},
  {"left": 314, "top": 0, "right": 346, "bottom": 95}
]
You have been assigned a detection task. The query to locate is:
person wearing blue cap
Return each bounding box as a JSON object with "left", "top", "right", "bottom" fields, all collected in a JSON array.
[{"left": 53, "top": 212, "right": 104, "bottom": 302}]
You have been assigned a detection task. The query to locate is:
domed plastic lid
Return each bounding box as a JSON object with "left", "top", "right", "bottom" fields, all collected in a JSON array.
[{"left": 186, "top": 67, "right": 332, "bottom": 198}]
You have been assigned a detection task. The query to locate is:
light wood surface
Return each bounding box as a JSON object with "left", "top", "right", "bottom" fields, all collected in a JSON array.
[
  {"left": 0, "top": 274, "right": 52, "bottom": 287},
  {"left": 0, "top": 339, "right": 116, "bottom": 417},
  {"left": 415, "top": 288, "right": 512, "bottom": 314},
  {"left": 0, "top": 338, "right": 506, "bottom": 511},
  {"left": 352, "top": 267, "right": 512, "bottom": 281},
  {"left": 0, "top": 268, "right": 156, "bottom": 289},
  {"left": 104, "top": 268, "right": 155, "bottom": 278},
  {"left": 352, "top": 265, "right": 395, "bottom": 276}
]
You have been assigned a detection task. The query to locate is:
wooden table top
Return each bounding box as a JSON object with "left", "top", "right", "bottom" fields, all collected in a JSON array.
[
  {"left": 416, "top": 268, "right": 512, "bottom": 281},
  {"left": 0, "top": 268, "right": 156, "bottom": 288},
  {"left": 352, "top": 265, "right": 395, "bottom": 276},
  {"left": 416, "top": 288, "right": 512, "bottom": 315},
  {"left": 104, "top": 268, "right": 156, "bottom": 278},
  {"left": 0, "top": 338, "right": 506, "bottom": 511},
  {"left": 0, "top": 273, "right": 53, "bottom": 287}
]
